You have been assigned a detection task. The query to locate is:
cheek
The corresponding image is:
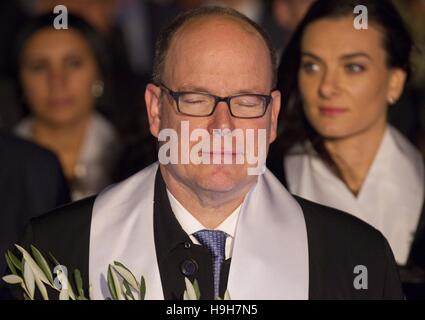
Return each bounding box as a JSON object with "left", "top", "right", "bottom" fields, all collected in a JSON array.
[
  {"left": 349, "top": 79, "right": 388, "bottom": 113},
  {"left": 21, "top": 74, "right": 50, "bottom": 113},
  {"left": 22, "top": 73, "right": 47, "bottom": 100},
  {"left": 340, "top": 75, "right": 389, "bottom": 133},
  {"left": 69, "top": 68, "right": 97, "bottom": 107}
]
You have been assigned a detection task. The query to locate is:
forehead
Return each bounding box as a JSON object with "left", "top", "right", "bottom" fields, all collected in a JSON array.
[
  {"left": 301, "top": 17, "right": 386, "bottom": 59},
  {"left": 164, "top": 16, "right": 272, "bottom": 93},
  {"left": 23, "top": 28, "right": 91, "bottom": 57}
]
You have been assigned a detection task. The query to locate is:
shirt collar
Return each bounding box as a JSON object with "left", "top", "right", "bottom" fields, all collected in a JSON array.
[{"left": 167, "top": 189, "right": 240, "bottom": 239}]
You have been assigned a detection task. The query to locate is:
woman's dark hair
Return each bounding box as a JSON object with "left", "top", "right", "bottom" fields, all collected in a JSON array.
[
  {"left": 13, "top": 12, "right": 109, "bottom": 110},
  {"left": 269, "top": 0, "right": 414, "bottom": 182},
  {"left": 16, "top": 12, "right": 108, "bottom": 76}
]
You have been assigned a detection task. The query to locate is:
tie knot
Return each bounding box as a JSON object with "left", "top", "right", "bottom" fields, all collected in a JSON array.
[{"left": 193, "top": 229, "right": 227, "bottom": 258}]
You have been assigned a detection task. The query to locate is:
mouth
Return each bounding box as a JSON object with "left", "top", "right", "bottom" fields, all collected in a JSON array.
[
  {"left": 319, "top": 106, "right": 348, "bottom": 116},
  {"left": 201, "top": 151, "right": 244, "bottom": 156},
  {"left": 48, "top": 98, "right": 73, "bottom": 109}
]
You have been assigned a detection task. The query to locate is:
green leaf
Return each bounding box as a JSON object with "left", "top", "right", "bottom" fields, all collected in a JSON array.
[
  {"left": 49, "top": 252, "right": 61, "bottom": 266},
  {"left": 20, "top": 282, "right": 31, "bottom": 299},
  {"left": 139, "top": 276, "right": 146, "bottom": 300},
  {"left": 110, "top": 266, "right": 123, "bottom": 300},
  {"left": 183, "top": 291, "right": 189, "bottom": 300},
  {"left": 88, "top": 285, "right": 94, "bottom": 300},
  {"left": 7, "top": 250, "right": 22, "bottom": 272},
  {"left": 193, "top": 279, "right": 200, "bottom": 300},
  {"left": 122, "top": 280, "right": 135, "bottom": 300},
  {"left": 184, "top": 277, "right": 197, "bottom": 300},
  {"left": 16, "top": 245, "right": 50, "bottom": 285},
  {"left": 23, "top": 261, "right": 35, "bottom": 300},
  {"left": 2, "top": 274, "right": 23, "bottom": 285},
  {"left": 112, "top": 261, "right": 139, "bottom": 290},
  {"left": 35, "top": 277, "right": 49, "bottom": 300},
  {"left": 5, "top": 253, "right": 17, "bottom": 275},
  {"left": 31, "top": 245, "right": 53, "bottom": 284},
  {"left": 107, "top": 265, "right": 118, "bottom": 300},
  {"left": 74, "top": 269, "right": 85, "bottom": 298}
]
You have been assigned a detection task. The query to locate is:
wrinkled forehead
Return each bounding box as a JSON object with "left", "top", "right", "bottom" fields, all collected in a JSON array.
[{"left": 163, "top": 16, "right": 273, "bottom": 90}]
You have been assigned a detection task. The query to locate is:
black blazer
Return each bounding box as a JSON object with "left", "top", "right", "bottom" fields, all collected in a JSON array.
[
  {"left": 0, "top": 133, "right": 70, "bottom": 280},
  {"left": 3, "top": 170, "right": 403, "bottom": 300}
]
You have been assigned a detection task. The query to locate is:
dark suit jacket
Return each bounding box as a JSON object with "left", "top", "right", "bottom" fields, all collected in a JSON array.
[
  {"left": 0, "top": 133, "right": 70, "bottom": 280},
  {"left": 4, "top": 169, "right": 403, "bottom": 300}
]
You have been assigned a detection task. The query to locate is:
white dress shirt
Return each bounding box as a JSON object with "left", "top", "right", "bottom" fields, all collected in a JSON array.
[
  {"left": 167, "top": 189, "right": 240, "bottom": 260},
  {"left": 285, "top": 126, "right": 424, "bottom": 265}
]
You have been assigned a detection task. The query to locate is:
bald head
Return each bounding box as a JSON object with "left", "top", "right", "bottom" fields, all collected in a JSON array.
[
  {"left": 152, "top": 6, "right": 277, "bottom": 87},
  {"left": 164, "top": 16, "right": 273, "bottom": 90}
]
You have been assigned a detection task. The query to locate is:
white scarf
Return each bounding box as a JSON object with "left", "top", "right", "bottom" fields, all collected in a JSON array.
[
  {"left": 285, "top": 126, "right": 424, "bottom": 265},
  {"left": 90, "top": 162, "right": 309, "bottom": 299}
]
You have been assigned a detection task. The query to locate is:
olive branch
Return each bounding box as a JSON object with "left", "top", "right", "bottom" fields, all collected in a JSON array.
[{"left": 2, "top": 245, "right": 230, "bottom": 300}]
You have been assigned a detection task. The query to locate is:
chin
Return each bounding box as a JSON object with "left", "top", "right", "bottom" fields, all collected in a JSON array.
[
  {"left": 313, "top": 123, "right": 354, "bottom": 140},
  {"left": 194, "top": 164, "right": 250, "bottom": 192}
]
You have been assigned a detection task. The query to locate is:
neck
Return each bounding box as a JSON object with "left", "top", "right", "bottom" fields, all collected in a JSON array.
[
  {"left": 324, "top": 122, "right": 387, "bottom": 195},
  {"left": 32, "top": 114, "right": 92, "bottom": 178},
  {"left": 160, "top": 165, "right": 254, "bottom": 229}
]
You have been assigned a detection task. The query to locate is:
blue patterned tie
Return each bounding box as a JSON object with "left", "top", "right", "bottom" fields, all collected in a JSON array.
[{"left": 193, "top": 229, "right": 227, "bottom": 298}]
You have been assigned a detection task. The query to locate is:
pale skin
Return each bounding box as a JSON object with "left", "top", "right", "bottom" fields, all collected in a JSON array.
[
  {"left": 145, "top": 16, "right": 281, "bottom": 228},
  {"left": 20, "top": 28, "right": 101, "bottom": 180},
  {"left": 298, "top": 17, "right": 407, "bottom": 195}
]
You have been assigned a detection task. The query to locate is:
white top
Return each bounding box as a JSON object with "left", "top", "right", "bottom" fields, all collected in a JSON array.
[
  {"left": 90, "top": 162, "right": 309, "bottom": 299},
  {"left": 285, "top": 126, "right": 424, "bottom": 265},
  {"left": 15, "top": 112, "right": 120, "bottom": 200},
  {"left": 167, "top": 189, "right": 240, "bottom": 259}
]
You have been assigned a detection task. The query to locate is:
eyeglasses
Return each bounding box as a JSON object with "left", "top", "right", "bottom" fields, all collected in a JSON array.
[{"left": 159, "top": 83, "right": 273, "bottom": 119}]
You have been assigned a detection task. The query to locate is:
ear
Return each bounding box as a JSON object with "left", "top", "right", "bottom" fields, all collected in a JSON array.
[
  {"left": 269, "top": 90, "right": 282, "bottom": 144},
  {"left": 145, "top": 83, "right": 162, "bottom": 138},
  {"left": 387, "top": 68, "right": 407, "bottom": 104}
]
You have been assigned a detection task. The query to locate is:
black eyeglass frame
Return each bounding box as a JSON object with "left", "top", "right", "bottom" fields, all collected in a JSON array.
[{"left": 159, "top": 83, "right": 275, "bottom": 119}]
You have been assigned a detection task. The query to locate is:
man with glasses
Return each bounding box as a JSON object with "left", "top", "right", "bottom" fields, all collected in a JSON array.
[{"left": 6, "top": 6, "right": 403, "bottom": 300}]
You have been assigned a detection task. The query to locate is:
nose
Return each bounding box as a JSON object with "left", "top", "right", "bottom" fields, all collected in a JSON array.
[
  {"left": 207, "top": 101, "right": 235, "bottom": 132},
  {"left": 47, "top": 67, "right": 67, "bottom": 90},
  {"left": 318, "top": 68, "right": 340, "bottom": 99}
]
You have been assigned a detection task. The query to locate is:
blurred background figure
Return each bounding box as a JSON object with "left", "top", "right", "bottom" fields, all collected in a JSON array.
[
  {"left": 0, "top": 132, "right": 70, "bottom": 297},
  {"left": 272, "top": 0, "right": 315, "bottom": 50},
  {"left": 200, "top": 0, "right": 283, "bottom": 51},
  {"left": 33, "top": 0, "right": 148, "bottom": 143},
  {"left": 14, "top": 13, "right": 120, "bottom": 200},
  {"left": 268, "top": 0, "right": 425, "bottom": 299},
  {"left": 391, "top": 0, "right": 425, "bottom": 155}
]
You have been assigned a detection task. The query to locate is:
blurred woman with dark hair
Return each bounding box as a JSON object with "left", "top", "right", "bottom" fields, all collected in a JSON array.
[
  {"left": 14, "top": 13, "right": 120, "bottom": 200},
  {"left": 268, "top": 0, "right": 425, "bottom": 296}
]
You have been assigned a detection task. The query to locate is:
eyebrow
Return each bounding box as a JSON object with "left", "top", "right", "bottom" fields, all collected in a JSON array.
[
  {"left": 176, "top": 85, "right": 268, "bottom": 95},
  {"left": 301, "top": 51, "right": 373, "bottom": 62}
]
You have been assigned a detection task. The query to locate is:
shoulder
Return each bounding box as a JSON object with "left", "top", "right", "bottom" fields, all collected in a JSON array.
[
  {"left": 293, "top": 196, "right": 403, "bottom": 299},
  {"left": 29, "top": 196, "right": 96, "bottom": 238},
  {"left": 0, "top": 132, "right": 60, "bottom": 169},
  {"left": 294, "top": 195, "right": 387, "bottom": 248},
  {"left": 21, "top": 196, "right": 96, "bottom": 267}
]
